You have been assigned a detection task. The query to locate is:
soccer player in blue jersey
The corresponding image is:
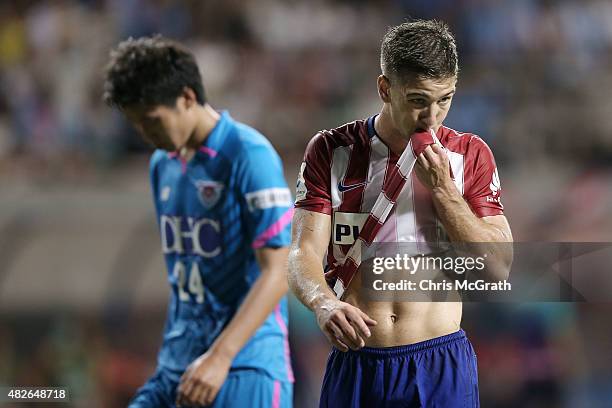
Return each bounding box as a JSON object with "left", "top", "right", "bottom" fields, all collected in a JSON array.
[{"left": 103, "top": 36, "right": 294, "bottom": 407}]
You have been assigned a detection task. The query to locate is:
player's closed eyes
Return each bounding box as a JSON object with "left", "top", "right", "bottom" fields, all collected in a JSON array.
[
  {"left": 143, "top": 118, "right": 164, "bottom": 133},
  {"left": 409, "top": 98, "right": 428, "bottom": 107},
  {"left": 143, "top": 116, "right": 161, "bottom": 126}
]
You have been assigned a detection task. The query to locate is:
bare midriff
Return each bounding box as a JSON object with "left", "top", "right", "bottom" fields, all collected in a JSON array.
[{"left": 343, "top": 269, "right": 462, "bottom": 347}]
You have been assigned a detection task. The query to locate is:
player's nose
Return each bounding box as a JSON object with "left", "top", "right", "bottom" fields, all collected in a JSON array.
[{"left": 418, "top": 105, "right": 437, "bottom": 129}]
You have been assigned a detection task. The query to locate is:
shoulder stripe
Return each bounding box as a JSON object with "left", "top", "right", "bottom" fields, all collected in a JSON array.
[{"left": 251, "top": 208, "right": 293, "bottom": 249}]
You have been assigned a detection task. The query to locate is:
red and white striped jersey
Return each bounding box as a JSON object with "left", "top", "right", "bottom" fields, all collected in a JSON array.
[{"left": 294, "top": 115, "right": 504, "bottom": 270}]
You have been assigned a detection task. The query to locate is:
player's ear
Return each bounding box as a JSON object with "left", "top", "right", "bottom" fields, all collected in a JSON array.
[
  {"left": 377, "top": 75, "right": 392, "bottom": 103},
  {"left": 181, "top": 87, "right": 197, "bottom": 109}
]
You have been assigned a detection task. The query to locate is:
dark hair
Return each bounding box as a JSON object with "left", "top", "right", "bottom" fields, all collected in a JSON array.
[
  {"left": 103, "top": 35, "right": 206, "bottom": 108},
  {"left": 380, "top": 20, "right": 458, "bottom": 82}
]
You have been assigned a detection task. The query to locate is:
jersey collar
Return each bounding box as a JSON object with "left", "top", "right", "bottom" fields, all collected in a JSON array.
[
  {"left": 367, "top": 114, "right": 378, "bottom": 139},
  {"left": 197, "top": 110, "right": 232, "bottom": 158}
]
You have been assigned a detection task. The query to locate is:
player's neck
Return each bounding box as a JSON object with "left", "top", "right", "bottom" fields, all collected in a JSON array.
[
  {"left": 185, "top": 104, "right": 221, "bottom": 151},
  {"left": 375, "top": 109, "right": 409, "bottom": 156}
]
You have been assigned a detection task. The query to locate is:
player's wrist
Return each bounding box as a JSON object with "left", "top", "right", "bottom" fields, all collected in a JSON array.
[
  {"left": 431, "top": 179, "right": 458, "bottom": 199},
  {"left": 208, "top": 341, "right": 238, "bottom": 362},
  {"left": 310, "top": 291, "right": 337, "bottom": 313}
]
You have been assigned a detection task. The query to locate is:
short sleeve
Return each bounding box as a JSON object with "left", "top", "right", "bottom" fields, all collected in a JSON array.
[
  {"left": 236, "top": 145, "right": 293, "bottom": 249},
  {"left": 463, "top": 137, "right": 504, "bottom": 218},
  {"left": 294, "top": 133, "right": 333, "bottom": 215}
]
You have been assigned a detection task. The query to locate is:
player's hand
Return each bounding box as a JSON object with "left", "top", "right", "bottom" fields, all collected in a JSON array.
[
  {"left": 415, "top": 144, "right": 453, "bottom": 191},
  {"left": 176, "top": 349, "right": 232, "bottom": 407},
  {"left": 314, "top": 297, "right": 377, "bottom": 352}
]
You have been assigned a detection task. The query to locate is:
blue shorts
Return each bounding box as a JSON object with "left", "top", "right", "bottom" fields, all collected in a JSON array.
[
  {"left": 320, "top": 329, "right": 479, "bottom": 408},
  {"left": 129, "top": 367, "right": 293, "bottom": 407}
]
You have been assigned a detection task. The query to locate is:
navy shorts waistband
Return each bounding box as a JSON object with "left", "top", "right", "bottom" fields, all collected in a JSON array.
[{"left": 338, "top": 329, "right": 467, "bottom": 357}]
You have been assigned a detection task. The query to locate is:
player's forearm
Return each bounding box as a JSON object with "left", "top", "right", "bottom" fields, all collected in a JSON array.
[
  {"left": 431, "top": 185, "right": 502, "bottom": 242},
  {"left": 431, "top": 183, "right": 512, "bottom": 280},
  {"left": 288, "top": 247, "right": 336, "bottom": 312},
  {"left": 209, "top": 267, "right": 288, "bottom": 360}
]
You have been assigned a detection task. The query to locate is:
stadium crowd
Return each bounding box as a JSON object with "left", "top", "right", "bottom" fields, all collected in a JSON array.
[{"left": 1, "top": 0, "right": 612, "bottom": 172}]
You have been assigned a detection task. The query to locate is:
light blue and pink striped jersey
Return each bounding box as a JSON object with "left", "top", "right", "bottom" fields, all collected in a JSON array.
[{"left": 149, "top": 111, "right": 294, "bottom": 383}]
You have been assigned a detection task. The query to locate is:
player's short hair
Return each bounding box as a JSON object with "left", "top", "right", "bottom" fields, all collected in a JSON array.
[
  {"left": 380, "top": 20, "right": 458, "bottom": 83},
  {"left": 103, "top": 35, "right": 206, "bottom": 108}
]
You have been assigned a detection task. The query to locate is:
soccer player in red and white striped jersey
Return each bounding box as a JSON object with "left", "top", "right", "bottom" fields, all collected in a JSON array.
[{"left": 288, "top": 20, "right": 512, "bottom": 407}]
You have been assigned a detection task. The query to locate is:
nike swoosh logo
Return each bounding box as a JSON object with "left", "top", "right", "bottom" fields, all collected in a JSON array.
[{"left": 338, "top": 181, "right": 367, "bottom": 193}]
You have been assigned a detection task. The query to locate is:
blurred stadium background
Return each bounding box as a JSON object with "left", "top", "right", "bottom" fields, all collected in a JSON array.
[{"left": 1, "top": 0, "right": 612, "bottom": 406}]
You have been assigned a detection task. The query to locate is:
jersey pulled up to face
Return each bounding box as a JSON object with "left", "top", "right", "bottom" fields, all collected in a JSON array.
[
  {"left": 149, "top": 111, "right": 293, "bottom": 383},
  {"left": 295, "top": 115, "right": 504, "bottom": 276}
]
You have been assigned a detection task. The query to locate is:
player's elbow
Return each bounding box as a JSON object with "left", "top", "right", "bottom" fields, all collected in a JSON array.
[
  {"left": 287, "top": 246, "right": 316, "bottom": 293},
  {"left": 493, "top": 262, "right": 511, "bottom": 282},
  {"left": 496, "top": 240, "right": 513, "bottom": 281},
  {"left": 485, "top": 249, "right": 513, "bottom": 282},
  {"left": 287, "top": 246, "right": 302, "bottom": 292},
  {"left": 500, "top": 247, "right": 513, "bottom": 281},
  {"left": 260, "top": 263, "right": 290, "bottom": 296}
]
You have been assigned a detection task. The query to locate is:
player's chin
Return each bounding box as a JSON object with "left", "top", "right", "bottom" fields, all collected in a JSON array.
[
  {"left": 145, "top": 135, "right": 177, "bottom": 151},
  {"left": 154, "top": 141, "right": 178, "bottom": 151}
]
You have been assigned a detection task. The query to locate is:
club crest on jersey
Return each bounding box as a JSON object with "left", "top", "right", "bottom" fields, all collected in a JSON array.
[
  {"left": 486, "top": 168, "right": 502, "bottom": 204},
  {"left": 194, "top": 180, "right": 224, "bottom": 209},
  {"left": 490, "top": 168, "right": 500, "bottom": 196},
  {"left": 295, "top": 162, "right": 307, "bottom": 202}
]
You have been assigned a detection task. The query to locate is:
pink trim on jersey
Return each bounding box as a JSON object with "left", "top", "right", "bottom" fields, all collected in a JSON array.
[
  {"left": 199, "top": 146, "right": 218, "bottom": 157},
  {"left": 167, "top": 151, "right": 188, "bottom": 174},
  {"left": 271, "top": 380, "right": 281, "bottom": 408},
  {"left": 274, "top": 304, "right": 295, "bottom": 382},
  {"left": 252, "top": 208, "right": 294, "bottom": 249}
]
